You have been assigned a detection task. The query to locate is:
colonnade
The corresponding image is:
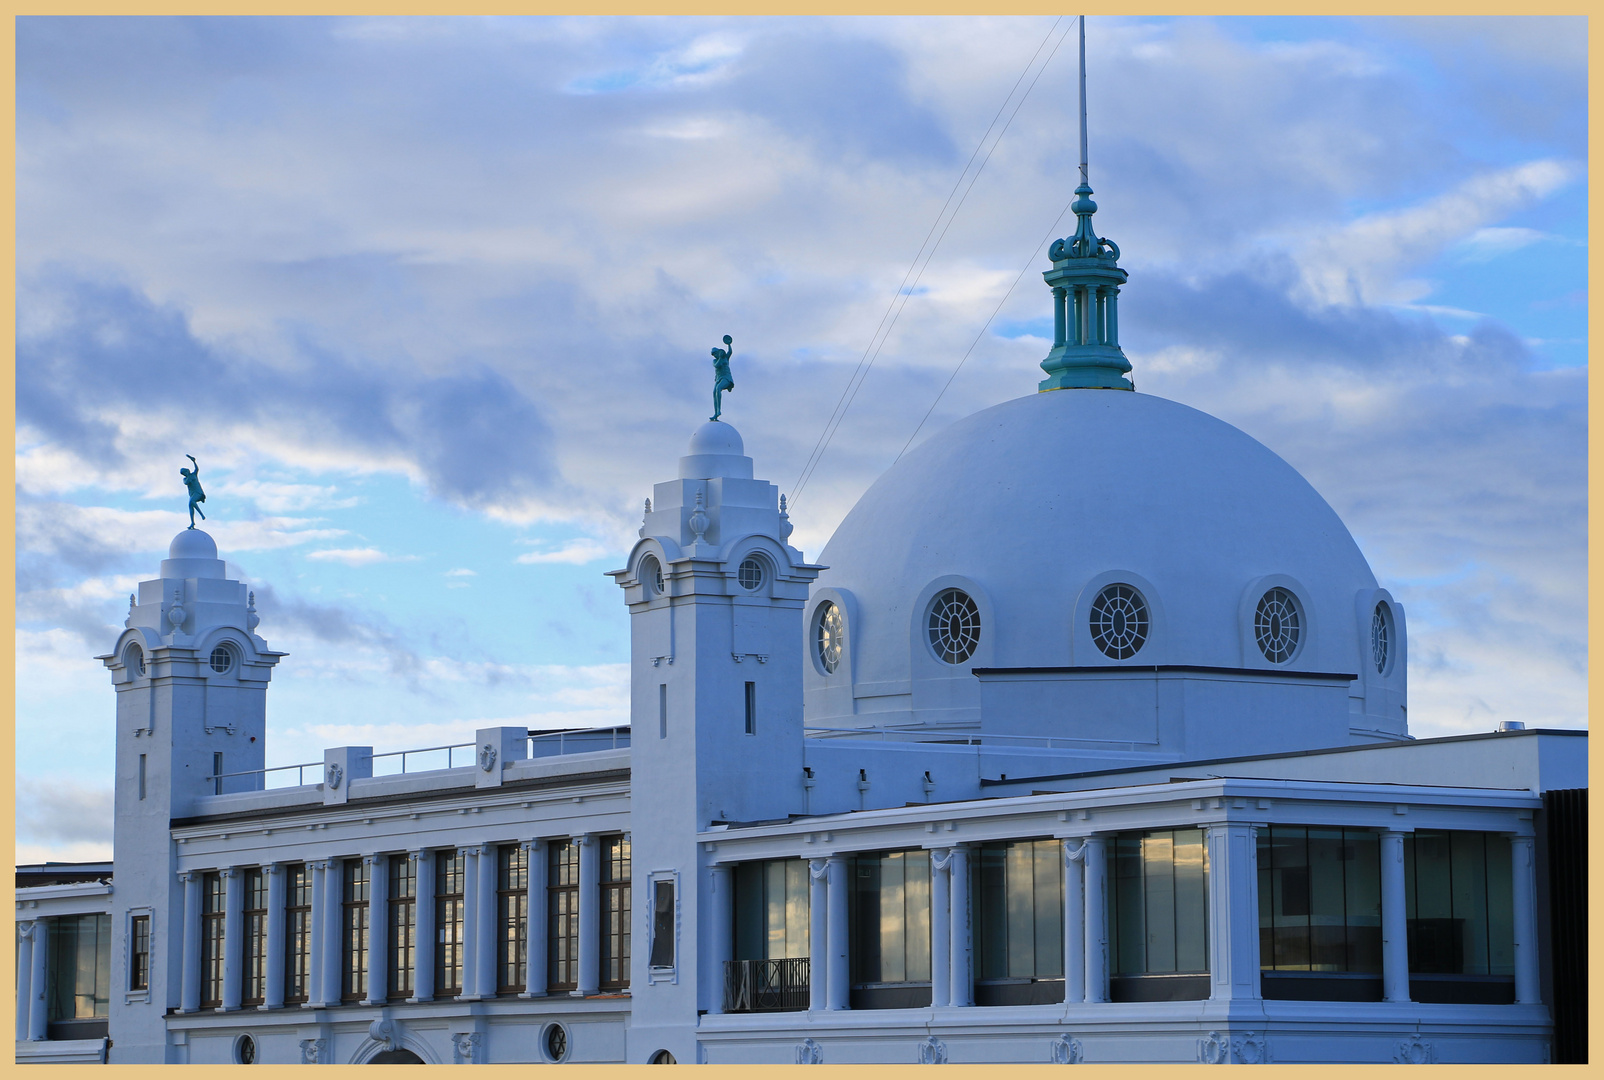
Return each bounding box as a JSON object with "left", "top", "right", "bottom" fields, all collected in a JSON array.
[{"left": 1050, "top": 283, "right": 1120, "bottom": 350}]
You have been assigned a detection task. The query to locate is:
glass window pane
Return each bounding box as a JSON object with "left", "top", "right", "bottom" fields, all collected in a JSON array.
[
  {"left": 733, "top": 862, "right": 763, "bottom": 961},
  {"left": 1112, "top": 833, "right": 1144, "bottom": 975},
  {"left": 1173, "top": 829, "right": 1208, "bottom": 974},
  {"left": 905, "top": 850, "right": 930, "bottom": 983},
  {"left": 1257, "top": 830, "right": 1275, "bottom": 971},
  {"left": 785, "top": 859, "right": 810, "bottom": 960},
  {"left": 1485, "top": 834, "right": 1515, "bottom": 977},
  {"left": 766, "top": 860, "right": 786, "bottom": 961},
  {"left": 1033, "top": 840, "right": 1063, "bottom": 978},
  {"left": 1344, "top": 830, "right": 1382, "bottom": 973},
  {"left": 977, "top": 845, "right": 1007, "bottom": 981},
  {"left": 1005, "top": 842, "right": 1034, "bottom": 978},
  {"left": 1142, "top": 832, "right": 1177, "bottom": 973},
  {"left": 1271, "top": 826, "right": 1310, "bottom": 970},
  {"left": 1307, "top": 828, "right": 1347, "bottom": 971},
  {"left": 880, "top": 852, "right": 906, "bottom": 984},
  {"left": 1450, "top": 831, "right": 1489, "bottom": 975}
]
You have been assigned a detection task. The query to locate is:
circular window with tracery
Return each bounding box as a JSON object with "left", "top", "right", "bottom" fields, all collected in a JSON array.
[
  {"left": 544, "top": 1023, "right": 569, "bottom": 1063},
  {"left": 1371, "top": 603, "right": 1390, "bottom": 674},
  {"left": 1090, "top": 584, "right": 1149, "bottom": 659},
  {"left": 926, "top": 589, "right": 981, "bottom": 665},
  {"left": 816, "top": 602, "right": 844, "bottom": 674},
  {"left": 235, "top": 1034, "right": 256, "bottom": 1065},
  {"left": 209, "top": 643, "right": 236, "bottom": 674},
  {"left": 1254, "top": 588, "right": 1302, "bottom": 664},
  {"left": 737, "top": 557, "right": 764, "bottom": 591}
]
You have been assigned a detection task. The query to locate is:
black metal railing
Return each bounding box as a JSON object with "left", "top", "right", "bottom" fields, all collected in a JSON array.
[{"left": 723, "top": 957, "right": 810, "bottom": 1013}]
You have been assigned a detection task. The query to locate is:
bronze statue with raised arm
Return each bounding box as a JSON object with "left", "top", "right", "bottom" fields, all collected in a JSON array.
[{"left": 180, "top": 454, "right": 207, "bottom": 528}]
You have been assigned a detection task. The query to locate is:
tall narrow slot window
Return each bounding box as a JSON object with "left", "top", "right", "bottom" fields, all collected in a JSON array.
[
  {"left": 138, "top": 755, "right": 146, "bottom": 800},
  {"left": 1257, "top": 826, "right": 1381, "bottom": 1000},
  {"left": 649, "top": 879, "right": 676, "bottom": 969},
  {"left": 435, "top": 850, "right": 466, "bottom": 996},
  {"left": 213, "top": 751, "right": 224, "bottom": 795},
  {"left": 974, "top": 839, "right": 1064, "bottom": 1006},
  {"left": 341, "top": 859, "right": 371, "bottom": 1003},
  {"left": 129, "top": 914, "right": 151, "bottom": 992},
  {"left": 498, "top": 846, "right": 529, "bottom": 994},
  {"left": 744, "top": 682, "right": 757, "bottom": 735},
  {"left": 600, "top": 836, "right": 631, "bottom": 990},
  {"left": 241, "top": 867, "right": 268, "bottom": 1006},
  {"left": 658, "top": 683, "right": 667, "bottom": 739},
  {"left": 547, "top": 840, "right": 580, "bottom": 991},
  {"left": 1111, "top": 828, "right": 1209, "bottom": 1001},
  {"left": 848, "top": 850, "right": 932, "bottom": 1009},
  {"left": 200, "top": 872, "right": 225, "bottom": 1008},
  {"left": 284, "top": 864, "right": 312, "bottom": 1004},
  {"left": 389, "top": 856, "right": 416, "bottom": 1001}
]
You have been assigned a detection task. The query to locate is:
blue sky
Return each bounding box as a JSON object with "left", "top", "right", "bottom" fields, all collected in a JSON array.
[{"left": 15, "top": 16, "right": 1587, "bottom": 861}]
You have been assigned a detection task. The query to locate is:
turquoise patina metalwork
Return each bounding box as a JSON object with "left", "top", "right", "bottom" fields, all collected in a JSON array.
[
  {"left": 180, "top": 454, "right": 207, "bottom": 528},
  {"left": 710, "top": 334, "right": 735, "bottom": 420},
  {"left": 1039, "top": 17, "right": 1132, "bottom": 393}
]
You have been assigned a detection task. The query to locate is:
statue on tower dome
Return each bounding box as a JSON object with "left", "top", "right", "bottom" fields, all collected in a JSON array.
[
  {"left": 179, "top": 453, "right": 207, "bottom": 528},
  {"left": 710, "top": 334, "right": 734, "bottom": 421}
]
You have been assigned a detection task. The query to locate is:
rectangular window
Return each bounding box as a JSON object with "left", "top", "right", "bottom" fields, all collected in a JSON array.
[
  {"left": 600, "top": 835, "right": 632, "bottom": 990},
  {"left": 213, "top": 751, "right": 224, "bottom": 795},
  {"left": 284, "top": 864, "right": 312, "bottom": 1004},
  {"left": 1258, "top": 826, "right": 1381, "bottom": 975},
  {"left": 975, "top": 839, "right": 1064, "bottom": 986},
  {"left": 733, "top": 858, "right": 810, "bottom": 961},
  {"left": 1112, "top": 828, "right": 1209, "bottom": 977},
  {"left": 200, "top": 871, "right": 225, "bottom": 1008},
  {"left": 129, "top": 914, "right": 151, "bottom": 992},
  {"left": 47, "top": 914, "right": 111, "bottom": 1021},
  {"left": 744, "top": 682, "right": 757, "bottom": 735},
  {"left": 659, "top": 683, "right": 667, "bottom": 739},
  {"left": 649, "top": 879, "right": 676, "bottom": 969},
  {"left": 241, "top": 867, "right": 268, "bottom": 1005},
  {"left": 1405, "top": 830, "right": 1514, "bottom": 977},
  {"left": 138, "top": 754, "right": 146, "bottom": 800},
  {"left": 849, "top": 849, "right": 931, "bottom": 998},
  {"left": 341, "top": 859, "right": 371, "bottom": 1003},
  {"left": 435, "top": 850, "right": 466, "bottom": 996},
  {"left": 389, "top": 855, "right": 416, "bottom": 1000},
  {"left": 497, "top": 846, "right": 529, "bottom": 994},
  {"left": 547, "top": 840, "right": 580, "bottom": 990}
]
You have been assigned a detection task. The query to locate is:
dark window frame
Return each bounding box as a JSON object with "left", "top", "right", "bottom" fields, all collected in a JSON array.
[
  {"left": 341, "top": 859, "right": 371, "bottom": 1003},
  {"left": 129, "top": 914, "right": 151, "bottom": 992},
  {"left": 200, "top": 872, "right": 226, "bottom": 1009},
  {"left": 241, "top": 867, "right": 268, "bottom": 1005},
  {"left": 435, "top": 850, "right": 466, "bottom": 997},
  {"left": 389, "top": 855, "right": 417, "bottom": 1001},
  {"left": 283, "top": 864, "right": 312, "bottom": 1004},
  {"left": 547, "top": 840, "right": 580, "bottom": 991},
  {"left": 497, "top": 845, "right": 529, "bottom": 994},
  {"left": 600, "top": 835, "right": 631, "bottom": 990}
]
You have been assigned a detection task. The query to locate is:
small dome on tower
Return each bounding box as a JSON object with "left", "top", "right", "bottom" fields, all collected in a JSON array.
[
  {"left": 168, "top": 528, "right": 218, "bottom": 560},
  {"left": 686, "top": 420, "right": 744, "bottom": 458}
]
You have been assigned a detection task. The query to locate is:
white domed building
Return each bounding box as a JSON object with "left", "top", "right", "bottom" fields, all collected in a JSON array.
[{"left": 16, "top": 59, "right": 1584, "bottom": 1073}]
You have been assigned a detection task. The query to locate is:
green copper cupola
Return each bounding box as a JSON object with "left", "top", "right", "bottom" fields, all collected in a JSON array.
[{"left": 1039, "top": 17, "right": 1132, "bottom": 392}]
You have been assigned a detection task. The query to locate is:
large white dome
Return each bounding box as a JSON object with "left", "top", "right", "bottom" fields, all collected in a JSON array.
[{"left": 804, "top": 389, "right": 1406, "bottom": 742}]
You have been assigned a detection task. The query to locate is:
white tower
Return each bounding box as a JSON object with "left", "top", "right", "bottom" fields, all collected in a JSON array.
[
  {"left": 611, "top": 420, "right": 822, "bottom": 1064},
  {"left": 99, "top": 528, "right": 283, "bottom": 1062}
]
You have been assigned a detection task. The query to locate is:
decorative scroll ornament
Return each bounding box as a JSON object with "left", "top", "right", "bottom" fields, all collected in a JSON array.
[
  {"left": 299, "top": 1038, "right": 326, "bottom": 1064},
  {"left": 1063, "top": 838, "right": 1088, "bottom": 865},
  {"left": 368, "top": 1020, "right": 397, "bottom": 1053},
  {"left": 808, "top": 858, "right": 830, "bottom": 882},
  {"left": 930, "top": 847, "right": 956, "bottom": 872},
  {"left": 326, "top": 763, "right": 343, "bottom": 790},
  {"left": 796, "top": 1038, "right": 824, "bottom": 1065},
  {"left": 1050, "top": 1034, "right": 1084, "bottom": 1065},
  {"left": 1198, "top": 1031, "right": 1269, "bottom": 1064},
  {"left": 479, "top": 744, "right": 498, "bottom": 772},
  {"left": 1393, "top": 1035, "right": 1434, "bottom": 1065},
  {"left": 452, "top": 1032, "right": 481, "bottom": 1063},
  {"left": 917, "top": 1035, "right": 949, "bottom": 1065}
]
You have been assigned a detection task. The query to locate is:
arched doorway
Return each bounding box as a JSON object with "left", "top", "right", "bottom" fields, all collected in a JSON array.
[{"left": 369, "top": 1049, "right": 425, "bottom": 1064}]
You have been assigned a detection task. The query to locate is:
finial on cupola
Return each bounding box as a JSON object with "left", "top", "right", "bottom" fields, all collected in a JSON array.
[{"left": 1039, "top": 16, "right": 1133, "bottom": 393}]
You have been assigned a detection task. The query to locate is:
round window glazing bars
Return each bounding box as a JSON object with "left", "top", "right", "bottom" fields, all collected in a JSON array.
[
  {"left": 1371, "top": 603, "right": 1390, "bottom": 674},
  {"left": 1254, "top": 587, "right": 1302, "bottom": 664},
  {"left": 926, "top": 588, "right": 981, "bottom": 665},
  {"left": 235, "top": 1034, "right": 256, "bottom": 1065},
  {"left": 737, "top": 557, "right": 764, "bottom": 591},
  {"left": 816, "top": 602, "right": 844, "bottom": 674},
  {"left": 1090, "top": 584, "right": 1149, "bottom": 660},
  {"left": 640, "top": 555, "right": 664, "bottom": 596},
  {"left": 544, "top": 1024, "right": 569, "bottom": 1063},
  {"left": 125, "top": 644, "right": 145, "bottom": 677},
  {"left": 209, "top": 643, "right": 236, "bottom": 674}
]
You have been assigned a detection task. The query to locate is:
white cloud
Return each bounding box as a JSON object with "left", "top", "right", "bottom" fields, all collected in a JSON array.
[
  {"left": 515, "top": 539, "right": 612, "bottom": 565},
  {"left": 445, "top": 567, "right": 476, "bottom": 576},
  {"left": 306, "top": 547, "right": 421, "bottom": 567}
]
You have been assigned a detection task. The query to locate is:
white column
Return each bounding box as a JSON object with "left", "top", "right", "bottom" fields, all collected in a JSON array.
[
  {"left": 179, "top": 871, "right": 203, "bottom": 1013},
  {"left": 808, "top": 859, "right": 829, "bottom": 1012},
  {"left": 1082, "top": 837, "right": 1108, "bottom": 1003},
  {"left": 321, "top": 858, "right": 345, "bottom": 1005},
  {"left": 1062, "top": 839, "right": 1086, "bottom": 1003},
  {"left": 929, "top": 850, "right": 951, "bottom": 1008},
  {"left": 1510, "top": 834, "right": 1541, "bottom": 1004},
  {"left": 476, "top": 844, "right": 499, "bottom": 998},
  {"left": 1206, "top": 823, "right": 1261, "bottom": 1002},
  {"left": 1380, "top": 830, "right": 1410, "bottom": 1003},
  {"left": 574, "top": 835, "right": 601, "bottom": 996},
  {"left": 16, "top": 921, "right": 35, "bottom": 1040},
  {"left": 363, "top": 854, "right": 389, "bottom": 1005},
  {"left": 263, "top": 864, "right": 286, "bottom": 1009},
  {"left": 948, "top": 846, "right": 972, "bottom": 1007},
  {"left": 521, "top": 840, "right": 547, "bottom": 998},
  {"left": 306, "top": 860, "right": 327, "bottom": 1007},
  {"left": 221, "top": 868, "right": 244, "bottom": 1011},
  {"left": 27, "top": 920, "right": 48, "bottom": 1041},
  {"left": 826, "top": 854, "right": 850, "bottom": 1010},
  {"left": 458, "top": 847, "right": 481, "bottom": 1000},
  {"left": 707, "top": 864, "right": 732, "bottom": 1015},
  {"left": 409, "top": 851, "right": 436, "bottom": 1003}
]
